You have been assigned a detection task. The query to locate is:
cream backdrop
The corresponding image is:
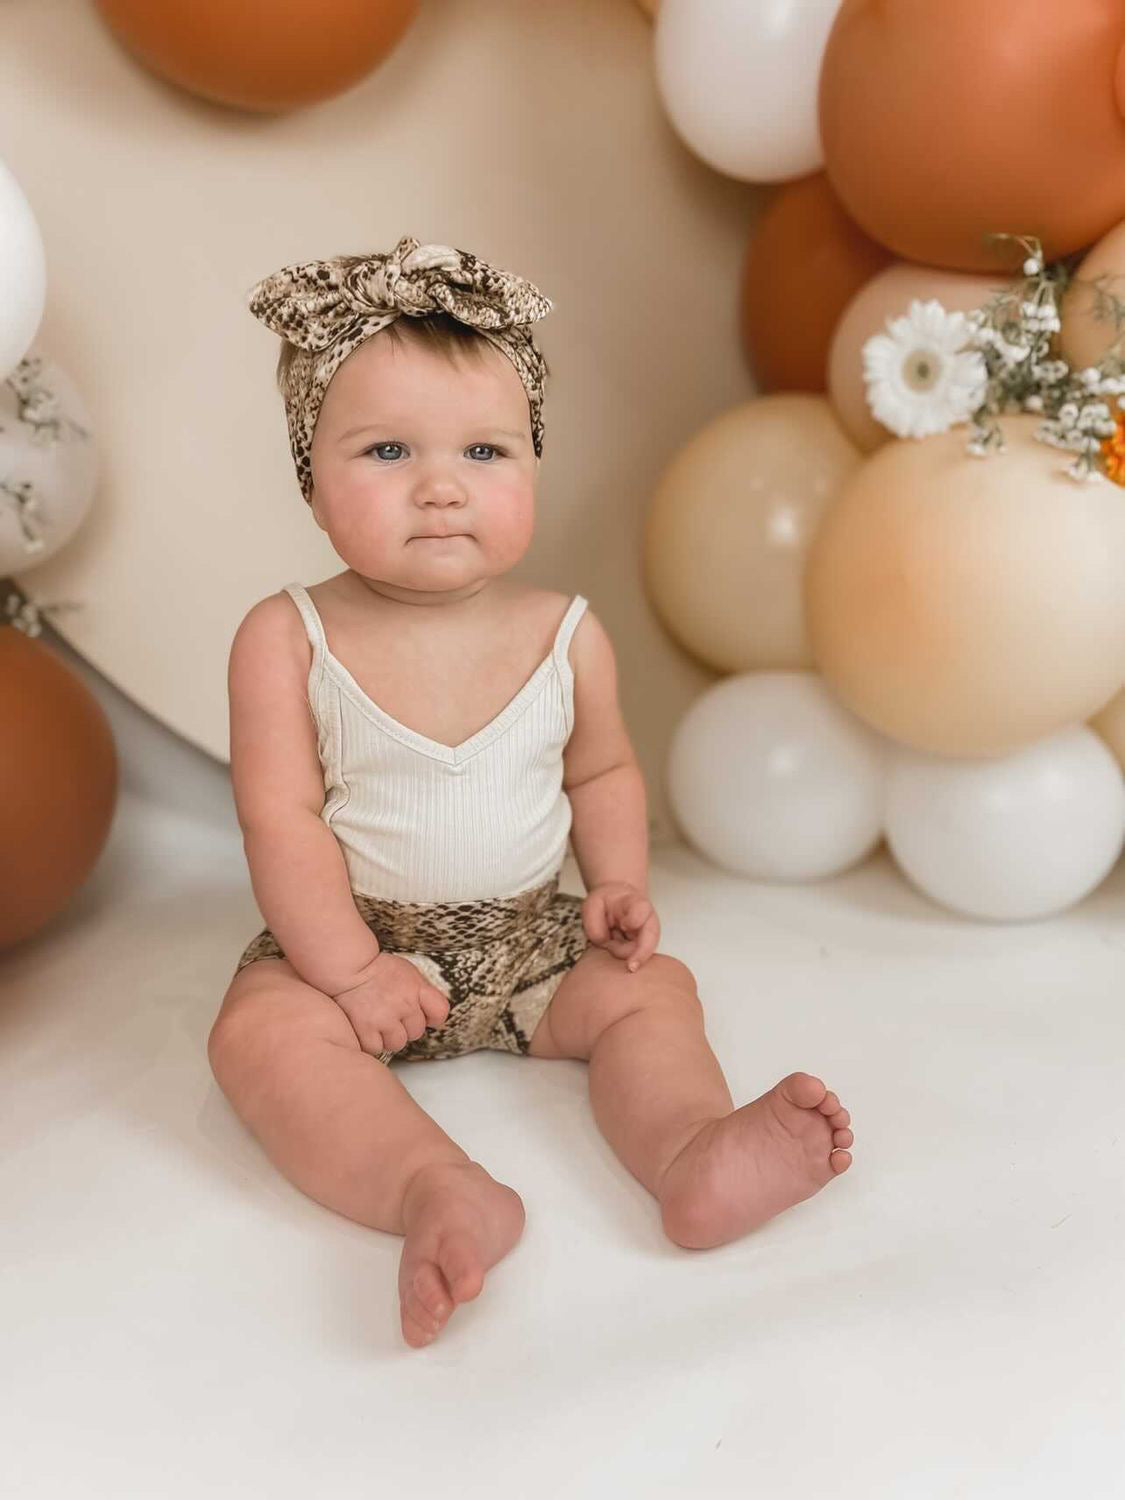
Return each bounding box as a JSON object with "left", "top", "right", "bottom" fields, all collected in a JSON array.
[{"left": 0, "top": 0, "right": 757, "bottom": 841}]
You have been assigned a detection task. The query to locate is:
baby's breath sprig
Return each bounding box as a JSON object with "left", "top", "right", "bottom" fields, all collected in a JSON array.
[
  {"left": 0, "top": 579, "right": 82, "bottom": 637},
  {"left": 964, "top": 234, "right": 1125, "bottom": 482}
]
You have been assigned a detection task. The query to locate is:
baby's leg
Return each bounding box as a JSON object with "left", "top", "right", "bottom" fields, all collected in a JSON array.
[{"left": 208, "top": 958, "right": 524, "bottom": 1348}]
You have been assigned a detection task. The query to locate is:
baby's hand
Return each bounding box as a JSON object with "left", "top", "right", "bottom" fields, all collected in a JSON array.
[
  {"left": 329, "top": 951, "right": 449, "bottom": 1057},
  {"left": 581, "top": 882, "right": 661, "bottom": 972}
]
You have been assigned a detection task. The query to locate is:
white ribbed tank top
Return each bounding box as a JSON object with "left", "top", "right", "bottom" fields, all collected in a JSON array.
[{"left": 283, "top": 582, "right": 589, "bottom": 903}]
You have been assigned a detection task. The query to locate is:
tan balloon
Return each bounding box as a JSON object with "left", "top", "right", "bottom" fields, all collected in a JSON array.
[
  {"left": 1091, "top": 687, "right": 1125, "bottom": 769},
  {"left": 806, "top": 415, "right": 1125, "bottom": 756},
  {"left": 1059, "top": 218, "right": 1125, "bottom": 371},
  {"left": 829, "top": 263, "right": 1018, "bottom": 452},
  {"left": 643, "top": 394, "right": 861, "bottom": 672}
]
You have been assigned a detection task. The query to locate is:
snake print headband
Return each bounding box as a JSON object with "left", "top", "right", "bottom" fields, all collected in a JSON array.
[{"left": 247, "top": 235, "right": 553, "bottom": 502}]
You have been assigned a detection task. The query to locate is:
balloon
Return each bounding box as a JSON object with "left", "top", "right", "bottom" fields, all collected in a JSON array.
[
  {"left": 885, "top": 729, "right": 1125, "bottom": 921},
  {"left": 1091, "top": 687, "right": 1125, "bottom": 770},
  {"left": 0, "top": 156, "right": 47, "bottom": 383},
  {"left": 0, "top": 626, "right": 118, "bottom": 948},
  {"left": 93, "top": 0, "right": 419, "bottom": 113},
  {"left": 806, "top": 416, "right": 1125, "bottom": 757},
  {"left": 654, "top": 0, "right": 841, "bottom": 183},
  {"left": 828, "top": 264, "right": 1017, "bottom": 452},
  {"left": 1059, "top": 219, "right": 1125, "bottom": 372},
  {"left": 741, "top": 173, "right": 893, "bottom": 393},
  {"left": 666, "top": 671, "right": 887, "bottom": 881},
  {"left": 643, "top": 395, "right": 860, "bottom": 672},
  {"left": 0, "top": 350, "right": 99, "bottom": 575},
  {"left": 819, "top": 0, "right": 1125, "bottom": 272}
]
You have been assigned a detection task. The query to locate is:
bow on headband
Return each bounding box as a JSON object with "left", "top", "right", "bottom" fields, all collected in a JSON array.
[{"left": 247, "top": 236, "right": 554, "bottom": 501}]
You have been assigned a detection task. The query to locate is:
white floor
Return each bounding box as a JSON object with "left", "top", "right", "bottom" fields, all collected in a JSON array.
[{"left": 3, "top": 645, "right": 1125, "bottom": 1497}]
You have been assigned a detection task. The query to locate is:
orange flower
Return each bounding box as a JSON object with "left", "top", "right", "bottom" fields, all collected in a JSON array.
[{"left": 1101, "top": 411, "right": 1125, "bottom": 485}]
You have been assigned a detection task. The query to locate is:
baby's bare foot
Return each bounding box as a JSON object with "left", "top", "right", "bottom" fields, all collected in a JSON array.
[
  {"left": 397, "top": 1161, "right": 525, "bottom": 1349},
  {"left": 659, "top": 1072, "right": 854, "bottom": 1250}
]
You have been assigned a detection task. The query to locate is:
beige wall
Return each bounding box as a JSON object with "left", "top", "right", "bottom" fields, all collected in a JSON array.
[{"left": 2, "top": 0, "right": 760, "bottom": 841}]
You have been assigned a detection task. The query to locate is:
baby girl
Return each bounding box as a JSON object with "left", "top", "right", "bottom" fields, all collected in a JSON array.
[{"left": 208, "top": 236, "right": 854, "bottom": 1350}]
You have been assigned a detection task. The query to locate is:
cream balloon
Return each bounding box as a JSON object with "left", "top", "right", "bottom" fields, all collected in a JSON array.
[
  {"left": 1059, "top": 218, "right": 1125, "bottom": 371},
  {"left": 643, "top": 395, "right": 861, "bottom": 673},
  {"left": 806, "top": 415, "right": 1125, "bottom": 757},
  {"left": 829, "top": 263, "right": 1018, "bottom": 452},
  {"left": 653, "top": 0, "right": 841, "bottom": 183},
  {"left": 885, "top": 728, "right": 1125, "bottom": 921},
  {"left": 1091, "top": 686, "right": 1125, "bottom": 770},
  {"left": 666, "top": 671, "right": 887, "bottom": 881},
  {"left": 0, "top": 156, "right": 47, "bottom": 382},
  {"left": 0, "top": 349, "right": 99, "bottom": 575}
]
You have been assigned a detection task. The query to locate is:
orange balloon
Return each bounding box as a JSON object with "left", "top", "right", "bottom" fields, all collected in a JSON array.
[
  {"left": 0, "top": 628, "right": 118, "bottom": 949},
  {"left": 805, "top": 417, "right": 1125, "bottom": 757},
  {"left": 94, "top": 0, "right": 419, "bottom": 113},
  {"left": 741, "top": 173, "right": 894, "bottom": 394},
  {"left": 819, "top": 0, "right": 1125, "bottom": 273}
]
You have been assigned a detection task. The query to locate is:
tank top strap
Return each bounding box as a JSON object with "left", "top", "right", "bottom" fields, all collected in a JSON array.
[
  {"left": 551, "top": 593, "right": 588, "bottom": 671},
  {"left": 281, "top": 581, "right": 327, "bottom": 667}
]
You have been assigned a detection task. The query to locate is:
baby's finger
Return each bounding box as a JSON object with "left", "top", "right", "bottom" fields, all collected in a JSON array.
[
  {"left": 625, "top": 897, "right": 652, "bottom": 934},
  {"left": 419, "top": 985, "right": 450, "bottom": 1026},
  {"left": 582, "top": 894, "right": 611, "bottom": 944},
  {"left": 626, "top": 914, "right": 661, "bottom": 971}
]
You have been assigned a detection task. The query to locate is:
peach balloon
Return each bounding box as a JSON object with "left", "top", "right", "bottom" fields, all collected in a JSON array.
[
  {"left": 819, "top": 0, "right": 1125, "bottom": 272},
  {"left": 94, "top": 0, "right": 418, "bottom": 113},
  {"left": 1059, "top": 219, "right": 1125, "bottom": 371},
  {"left": 805, "top": 416, "right": 1125, "bottom": 757},
  {"left": 742, "top": 173, "right": 893, "bottom": 394},
  {"left": 1091, "top": 688, "right": 1125, "bottom": 770},
  {"left": 0, "top": 628, "right": 118, "bottom": 948},
  {"left": 643, "top": 394, "right": 862, "bottom": 673},
  {"left": 829, "top": 264, "right": 1018, "bottom": 452}
]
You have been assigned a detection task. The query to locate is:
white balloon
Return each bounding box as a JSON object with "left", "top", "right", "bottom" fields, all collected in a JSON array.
[
  {"left": 653, "top": 0, "right": 841, "bottom": 183},
  {"left": 0, "top": 349, "right": 99, "bottom": 575},
  {"left": 885, "top": 728, "right": 1125, "bottom": 922},
  {"left": 0, "top": 156, "right": 47, "bottom": 382},
  {"left": 666, "top": 671, "right": 887, "bottom": 881}
]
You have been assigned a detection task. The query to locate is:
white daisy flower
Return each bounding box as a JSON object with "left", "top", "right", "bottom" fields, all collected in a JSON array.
[{"left": 862, "top": 299, "right": 988, "bottom": 440}]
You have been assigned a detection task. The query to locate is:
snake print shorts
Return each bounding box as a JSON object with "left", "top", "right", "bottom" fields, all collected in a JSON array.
[{"left": 232, "top": 874, "right": 590, "bottom": 1065}]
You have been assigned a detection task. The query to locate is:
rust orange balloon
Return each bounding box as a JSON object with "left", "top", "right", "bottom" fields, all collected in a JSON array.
[
  {"left": 94, "top": 0, "right": 419, "bottom": 113},
  {"left": 741, "top": 173, "right": 893, "bottom": 394},
  {"left": 0, "top": 627, "right": 118, "bottom": 949},
  {"left": 819, "top": 0, "right": 1125, "bottom": 273}
]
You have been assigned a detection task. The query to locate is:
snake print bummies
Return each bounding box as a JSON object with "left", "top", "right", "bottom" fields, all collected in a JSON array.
[{"left": 232, "top": 873, "right": 589, "bottom": 1065}]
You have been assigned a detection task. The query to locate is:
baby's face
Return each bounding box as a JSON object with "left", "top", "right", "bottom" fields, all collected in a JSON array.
[{"left": 308, "top": 334, "right": 539, "bottom": 593}]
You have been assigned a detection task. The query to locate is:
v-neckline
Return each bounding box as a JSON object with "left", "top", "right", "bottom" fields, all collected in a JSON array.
[{"left": 299, "top": 585, "right": 575, "bottom": 766}]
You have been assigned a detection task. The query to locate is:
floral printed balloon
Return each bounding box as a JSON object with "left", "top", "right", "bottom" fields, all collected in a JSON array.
[{"left": 0, "top": 350, "right": 99, "bottom": 577}]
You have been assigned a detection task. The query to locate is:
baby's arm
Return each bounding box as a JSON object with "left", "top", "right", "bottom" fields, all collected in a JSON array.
[
  {"left": 228, "top": 594, "right": 383, "bottom": 996},
  {"left": 562, "top": 610, "right": 660, "bottom": 968}
]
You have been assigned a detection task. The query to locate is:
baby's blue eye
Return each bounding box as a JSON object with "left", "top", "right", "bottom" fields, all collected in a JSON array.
[{"left": 366, "top": 442, "right": 504, "bottom": 462}]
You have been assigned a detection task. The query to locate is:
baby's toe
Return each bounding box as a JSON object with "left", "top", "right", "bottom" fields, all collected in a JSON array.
[
  {"left": 437, "top": 1231, "right": 485, "bottom": 1304},
  {"left": 781, "top": 1072, "right": 827, "bottom": 1109},
  {"left": 409, "top": 1264, "right": 452, "bottom": 1325},
  {"left": 829, "top": 1148, "right": 852, "bottom": 1173},
  {"left": 833, "top": 1127, "right": 853, "bottom": 1149},
  {"left": 817, "top": 1091, "right": 841, "bottom": 1117},
  {"left": 828, "top": 1107, "right": 850, "bottom": 1129}
]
